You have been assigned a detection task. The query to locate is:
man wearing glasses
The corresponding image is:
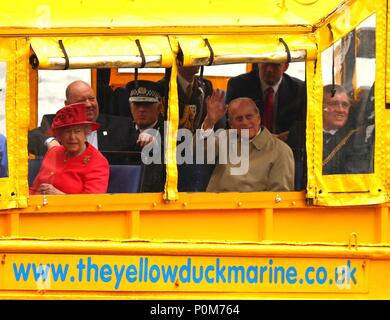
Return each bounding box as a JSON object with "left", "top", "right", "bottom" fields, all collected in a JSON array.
[{"left": 322, "top": 84, "right": 370, "bottom": 174}]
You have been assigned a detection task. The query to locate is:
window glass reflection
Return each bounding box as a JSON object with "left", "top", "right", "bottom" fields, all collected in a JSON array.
[{"left": 321, "top": 14, "right": 375, "bottom": 175}]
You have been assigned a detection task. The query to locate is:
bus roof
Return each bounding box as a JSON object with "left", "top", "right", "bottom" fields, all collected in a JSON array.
[{"left": 0, "top": 0, "right": 349, "bottom": 31}]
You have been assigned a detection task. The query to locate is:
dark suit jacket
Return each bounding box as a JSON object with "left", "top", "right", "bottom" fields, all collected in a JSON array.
[
  {"left": 158, "top": 76, "right": 215, "bottom": 132},
  {"left": 323, "top": 124, "right": 371, "bottom": 175},
  {"left": 28, "top": 113, "right": 133, "bottom": 165},
  {"left": 127, "top": 118, "right": 166, "bottom": 193},
  {"left": 226, "top": 69, "right": 307, "bottom": 134}
]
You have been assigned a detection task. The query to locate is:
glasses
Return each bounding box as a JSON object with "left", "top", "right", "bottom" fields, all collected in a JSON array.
[{"left": 324, "top": 100, "right": 351, "bottom": 110}]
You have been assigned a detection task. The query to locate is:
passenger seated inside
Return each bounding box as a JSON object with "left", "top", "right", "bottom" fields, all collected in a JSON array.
[
  {"left": 322, "top": 84, "right": 371, "bottom": 174},
  {"left": 226, "top": 62, "right": 307, "bottom": 190},
  {"left": 196, "top": 91, "right": 294, "bottom": 192},
  {"left": 352, "top": 83, "right": 375, "bottom": 173},
  {"left": 226, "top": 62, "right": 307, "bottom": 143},
  {"left": 159, "top": 66, "right": 214, "bottom": 132},
  {"left": 28, "top": 80, "right": 134, "bottom": 165},
  {"left": 30, "top": 103, "right": 109, "bottom": 194},
  {"left": 158, "top": 66, "right": 225, "bottom": 192},
  {"left": 126, "top": 79, "right": 166, "bottom": 193}
]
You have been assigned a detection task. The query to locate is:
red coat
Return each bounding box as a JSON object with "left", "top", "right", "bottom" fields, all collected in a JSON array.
[{"left": 30, "top": 143, "right": 109, "bottom": 194}]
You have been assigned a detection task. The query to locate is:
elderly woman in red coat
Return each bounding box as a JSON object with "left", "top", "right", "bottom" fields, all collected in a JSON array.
[{"left": 30, "top": 103, "right": 109, "bottom": 195}]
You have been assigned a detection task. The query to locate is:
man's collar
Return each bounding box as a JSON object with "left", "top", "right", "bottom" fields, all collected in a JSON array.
[
  {"left": 251, "top": 127, "right": 270, "bottom": 150},
  {"left": 323, "top": 129, "right": 338, "bottom": 135},
  {"left": 250, "top": 128, "right": 262, "bottom": 142},
  {"left": 177, "top": 73, "right": 194, "bottom": 91},
  {"left": 135, "top": 120, "right": 158, "bottom": 132},
  {"left": 259, "top": 74, "right": 283, "bottom": 93}
]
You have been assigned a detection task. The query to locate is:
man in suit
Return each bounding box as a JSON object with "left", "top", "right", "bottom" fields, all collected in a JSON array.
[
  {"left": 28, "top": 80, "right": 134, "bottom": 165},
  {"left": 159, "top": 66, "right": 213, "bottom": 133},
  {"left": 126, "top": 80, "right": 166, "bottom": 192},
  {"left": 158, "top": 66, "right": 223, "bottom": 191},
  {"left": 225, "top": 62, "right": 306, "bottom": 142},
  {"left": 322, "top": 84, "right": 370, "bottom": 174}
]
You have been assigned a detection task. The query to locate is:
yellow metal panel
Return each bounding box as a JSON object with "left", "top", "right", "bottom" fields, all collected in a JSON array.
[
  {"left": 273, "top": 208, "right": 378, "bottom": 243},
  {"left": 2, "top": 240, "right": 390, "bottom": 298},
  {"left": 0, "top": 0, "right": 352, "bottom": 30},
  {"left": 0, "top": 193, "right": 385, "bottom": 244},
  {"left": 383, "top": 1, "right": 390, "bottom": 198},
  {"left": 318, "top": 0, "right": 375, "bottom": 49},
  {"left": 387, "top": 0, "right": 390, "bottom": 104},
  {"left": 0, "top": 38, "right": 29, "bottom": 210},
  {"left": 139, "top": 210, "right": 263, "bottom": 242},
  {"left": 30, "top": 36, "right": 173, "bottom": 69},
  {"left": 19, "top": 212, "right": 131, "bottom": 239},
  {"left": 0, "top": 253, "right": 368, "bottom": 293},
  {"left": 0, "top": 215, "right": 7, "bottom": 236}
]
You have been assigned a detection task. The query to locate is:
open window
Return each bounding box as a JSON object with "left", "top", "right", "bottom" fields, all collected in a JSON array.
[
  {"left": 165, "top": 35, "right": 312, "bottom": 195},
  {"left": 28, "top": 36, "right": 172, "bottom": 196}
]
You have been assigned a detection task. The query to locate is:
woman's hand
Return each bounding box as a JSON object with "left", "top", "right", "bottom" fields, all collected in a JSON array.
[{"left": 37, "top": 183, "right": 65, "bottom": 195}]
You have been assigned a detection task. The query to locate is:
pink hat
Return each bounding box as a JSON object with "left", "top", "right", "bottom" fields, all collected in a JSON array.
[{"left": 49, "top": 103, "right": 100, "bottom": 135}]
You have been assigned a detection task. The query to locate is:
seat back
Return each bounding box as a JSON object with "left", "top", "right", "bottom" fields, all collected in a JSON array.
[
  {"left": 178, "top": 163, "right": 215, "bottom": 192},
  {"left": 291, "top": 147, "right": 306, "bottom": 191},
  {"left": 28, "top": 159, "right": 43, "bottom": 187},
  {"left": 107, "top": 165, "right": 143, "bottom": 193}
]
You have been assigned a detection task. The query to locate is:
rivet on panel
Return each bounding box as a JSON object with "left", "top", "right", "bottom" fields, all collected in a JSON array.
[
  {"left": 152, "top": 202, "right": 157, "bottom": 208},
  {"left": 97, "top": 204, "right": 102, "bottom": 209},
  {"left": 237, "top": 201, "right": 242, "bottom": 207},
  {"left": 275, "top": 194, "right": 282, "bottom": 203},
  {"left": 183, "top": 202, "right": 188, "bottom": 207},
  {"left": 291, "top": 201, "right": 296, "bottom": 206},
  {"left": 36, "top": 205, "right": 41, "bottom": 210},
  {"left": 43, "top": 195, "right": 48, "bottom": 206}
]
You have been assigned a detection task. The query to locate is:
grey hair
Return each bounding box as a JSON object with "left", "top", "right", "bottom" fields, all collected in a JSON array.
[{"left": 227, "top": 97, "right": 259, "bottom": 120}]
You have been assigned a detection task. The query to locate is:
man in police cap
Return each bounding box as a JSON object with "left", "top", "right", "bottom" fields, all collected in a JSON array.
[
  {"left": 127, "top": 80, "right": 166, "bottom": 192},
  {"left": 127, "top": 80, "right": 164, "bottom": 147}
]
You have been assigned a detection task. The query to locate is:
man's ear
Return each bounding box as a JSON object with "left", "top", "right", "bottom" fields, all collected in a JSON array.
[
  {"left": 129, "top": 102, "right": 134, "bottom": 118},
  {"left": 158, "top": 101, "right": 164, "bottom": 113},
  {"left": 64, "top": 100, "right": 69, "bottom": 105},
  {"left": 283, "top": 63, "right": 289, "bottom": 72}
]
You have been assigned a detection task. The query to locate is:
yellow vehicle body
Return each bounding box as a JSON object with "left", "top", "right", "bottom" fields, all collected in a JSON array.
[{"left": 0, "top": 0, "right": 389, "bottom": 299}]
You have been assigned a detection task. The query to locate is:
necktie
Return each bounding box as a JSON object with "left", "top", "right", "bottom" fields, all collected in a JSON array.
[
  {"left": 324, "top": 132, "right": 333, "bottom": 143},
  {"left": 263, "top": 87, "right": 274, "bottom": 132}
]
